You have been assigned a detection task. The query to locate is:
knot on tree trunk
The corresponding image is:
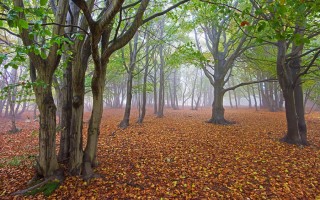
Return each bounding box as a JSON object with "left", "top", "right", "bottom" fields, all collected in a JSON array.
[
  {"left": 72, "top": 95, "right": 82, "bottom": 108},
  {"left": 43, "top": 95, "right": 54, "bottom": 105}
]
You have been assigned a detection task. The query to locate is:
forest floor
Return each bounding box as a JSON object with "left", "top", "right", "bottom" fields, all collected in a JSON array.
[{"left": 0, "top": 108, "right": 319, "bottom": 199}]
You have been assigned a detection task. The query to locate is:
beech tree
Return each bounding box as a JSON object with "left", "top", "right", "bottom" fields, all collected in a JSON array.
[
  {"left": 193, "top": 1, "right": 253, "bottom": 124},
  {"left": 249, "top": 0, "right": 320, "bottom": 145}
]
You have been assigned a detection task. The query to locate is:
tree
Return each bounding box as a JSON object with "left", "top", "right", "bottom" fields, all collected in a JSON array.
[
  {"left": 72, "top": 0, "right": 190, "bottom": 178},
  {"left": 193, "top": 1, "right": 252, "bottom": 124},
  {"left": 11, "top": 0, "right": 69, "bottom": 179},
  {"left": 249, "top": 0, "right": 320, "bottom": 145}
]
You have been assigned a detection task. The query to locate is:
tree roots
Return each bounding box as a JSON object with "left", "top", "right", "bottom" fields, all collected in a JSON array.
[
  {"left": 12, "top": 169, "right": 64, "bottom": 196},
  {"left": 280, "top": 135, "right": 309, "bottom": 146}
]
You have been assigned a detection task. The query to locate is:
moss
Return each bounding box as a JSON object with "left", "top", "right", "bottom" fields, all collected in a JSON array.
[{"left": 26, "top": 180, "right": 60, "bottom": 197}]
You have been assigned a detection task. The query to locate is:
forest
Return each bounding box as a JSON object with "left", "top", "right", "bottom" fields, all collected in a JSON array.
[{"left": 0, "top": 0, "right": 319, "bottom": 198}]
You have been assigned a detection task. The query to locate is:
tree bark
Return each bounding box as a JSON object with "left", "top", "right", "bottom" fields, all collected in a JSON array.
[
  {"left": 70, "top": 38, "right": 91, "bottom": 175},
  {"left": 34, "top": 70, "right": 60, "bottom": 177},
  {"left": 277, "top": 40, "right": 301, "bottom": 144},
  {"left": 157, "top": 18, "right": 165, "bottom": 118},
  {"left": 290, "top": 39, "right": 307, "bottom": 145},
  {"left": 137, "top": 32, "right": 150, "bottom": 123},
  {"left": 119, "top": 32, "right": 139, "bottom": 128},
  {"left": 13, "top": 0, "right": 68, "bottom": 178},
  {"left": 208, "top": 80, "right": 229, "bottom": 124},
  {"left": 58, "top": 61, "right": 72, "bottom": 162}
]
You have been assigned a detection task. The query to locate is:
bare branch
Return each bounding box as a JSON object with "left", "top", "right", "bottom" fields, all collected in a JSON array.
[
  {"left": 123, "top": 0, "right": 142, "bottom": 10},
  {"left": 142, "top": 0, "right": 190, "bottom": 24},
  {"left": 0, "top": 27, "right": 20, "bottom": 38},
  {"left": 223, "top": 78, "right": 278, "bottom": 93},
  {"left": 296, "top": 49, "right": 320, "bottom": 81}
]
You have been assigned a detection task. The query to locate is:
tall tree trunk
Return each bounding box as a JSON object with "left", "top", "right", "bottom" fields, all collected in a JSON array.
[
  {"left": 157, "top": 18, "right": 165, "bottom": 117},
  {"left": 119, "top": 32, "right": 139, "bottom": 128},
  {"left": 83, "top": 64, "right": 106, "bottom": 179},
  {"left": 137, "top": 32, "right": 150, "bottom": 123},
  {"left": 119, "top": 72, "right": 134, "bottom": 128},
  {"left": 34, "top": 70, "right": 60, "bottom": 177},
  {"left": 290, "top": 40, "right": 307, "bottom": 145},
  {"left": 70, "top": 39, "right": 91, "bottom": 175},
  {"left": 153, "top": 64, "right": 158, "bottom": 114},
  {"left": 172, "top": 69, "right": 179, "bottom": 109},
  {"left": 277, "top": 40, "right": 301, "bottom": 144},
  {"left": 191, "top": 69, "right": 198, "bottom": 110},
  {"left": 67, "top": 0, "right": 92, "bottom": 175},
  {"left": 8, "top": 69, "right": 18, "bottom": 132},
  {"left": 58, "top": 61, "right": 72, "bottom": 162}
]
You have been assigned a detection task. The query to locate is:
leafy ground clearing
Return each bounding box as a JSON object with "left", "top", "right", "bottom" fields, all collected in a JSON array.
[{"left": 0, "top": 108, "right": 319, "bottom": 199}]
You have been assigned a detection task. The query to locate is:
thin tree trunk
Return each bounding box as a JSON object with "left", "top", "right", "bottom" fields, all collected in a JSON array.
[
  {"left": 119, "top": 72, "right": 134, "bottom": 128},
  {"left": 252, "top": 85, "right": 258, "bottom": 111},
  {"left": 137, "top": 32, "right": 150, "bottom": 123},
  {"left": 119, "top": 32, "right": 139, "bottom": 128},
  {"left": 157, "top": 18, "right": 165, "bottom": 117},
  {"left": 191, "top": 69, "right": 198, "bottom": 110},
  {"left": 247, "top": 86, "right": 252, "bottom": 108},
  {"left": 153, "top": 64, "right": 158, "bottom": 114}
]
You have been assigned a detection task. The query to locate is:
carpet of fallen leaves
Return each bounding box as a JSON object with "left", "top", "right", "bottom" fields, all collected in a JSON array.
[{"left": 0, "top": 108, "right": 319, "bottom": 199}]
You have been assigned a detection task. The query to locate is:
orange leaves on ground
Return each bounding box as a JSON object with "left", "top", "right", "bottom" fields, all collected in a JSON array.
[{"left": 0, "top": 108, "right": 319, "bottom": 199}]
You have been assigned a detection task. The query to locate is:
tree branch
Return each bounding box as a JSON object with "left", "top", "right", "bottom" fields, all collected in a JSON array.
[
  {"left": 223, "top": 78, "right": 278, "bottom": 93},
  {"left": 142, "top": 0, "right": 190, "bottom": 24},
  {"left": 200, "top": 0, "right": 262, "bottom": 20},
  {"left": 296, "top": 49, "right": 320, "bottom": 82},
  {"left": 123, "top": 0, "right": 142, "bottom": 10},
  {"left": 29, "top": 22, "right": 89, "bottom": 35},
  {"left": 103, "top": 0, "right": 149, "bottom": 58},
  {"left": 0, "top": 27, "right": 20, "bottom": 38},
  {"left": 0, "top": 2, "right": 9, "bottom": 11},
  {"left": 72, "top": 0, "right": 95, "bottom": 26}
]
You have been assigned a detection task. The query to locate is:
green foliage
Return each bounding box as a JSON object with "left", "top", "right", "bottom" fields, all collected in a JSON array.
[
  {"left": 1, "top": 1, "right": 72, "bottom": 69},
  {"left": 40, "top": 0, "right": 48, "bottom": 7},
  {"left": 0, "top": 79, "right": 42, "bottom": 102},
  {"left": 166, "top": 42, "right": 207, "bottom": 67},
  {"left": 7, "top": 155, "right": 26, "bottom": 166},
  {"left": 26, "top": 180, "right": 60, "bottom": 197},
  {"left": 247, "top": 0, "right": 319, "bottom": 45},
  {"left": 132, "top": 82, "right": 154, "bottom": 94}
]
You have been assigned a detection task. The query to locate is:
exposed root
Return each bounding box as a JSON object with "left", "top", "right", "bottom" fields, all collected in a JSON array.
[
  {"left": 119, "top": 121, "right": 129, "bottom": 129},
  {"left": 280, "top": 135, "right": 308, "bottom": 146},
  {"left": 82, "top": 161, "right": 104, "bottom": 181},
  {"left": 206, "top": 118, "right": 235, "bottom": 125},
  {"left": 27, "top": 173, "right": 43, "bottom": 186},
  {"left": 12, "top": 169, "right": 64, "bottom": 196}
]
